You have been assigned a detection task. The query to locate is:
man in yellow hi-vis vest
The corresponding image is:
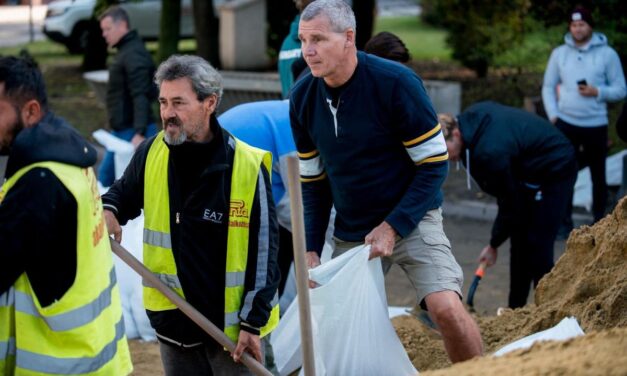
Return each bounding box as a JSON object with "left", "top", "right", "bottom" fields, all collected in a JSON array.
[
  {"left": 0, "top": 56, "right": 132, "bottom": 375},
  {"left": 102, "top": 55, "right": 280, "bottom": 375}
]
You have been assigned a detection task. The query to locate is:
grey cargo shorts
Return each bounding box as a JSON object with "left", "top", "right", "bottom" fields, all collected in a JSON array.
[{"left": 332, "top": 208, "right": 464, "bottom": 306}]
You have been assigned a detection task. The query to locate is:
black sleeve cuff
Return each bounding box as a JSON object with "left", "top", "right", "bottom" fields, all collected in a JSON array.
[
  {"left": 239, "top": 321, "right": 261, "bottom": 336},
  {"left": 102, "top": 203, "right": 119, "bottom": 216}
]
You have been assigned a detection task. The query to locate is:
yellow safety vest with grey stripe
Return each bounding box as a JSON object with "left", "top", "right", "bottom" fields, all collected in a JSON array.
[
  {"left": 0, "top": 162, "right": 132, "bottom": 376},
  {"left": 143, "top": 132, "right": 279, "bottom": 342}
]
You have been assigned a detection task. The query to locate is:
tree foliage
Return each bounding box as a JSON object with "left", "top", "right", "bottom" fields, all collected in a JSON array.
[
  {"left": 423, "top": 0, "right": 627, "bottom": 75},
  {"left": 529, "top": 0, "right": 627, "bottom": 71},
  {"left": 422, "top": 0, "right": 531, "bottom": 77},
  {"left": 81, "top": 0, "right": 117, "bottom": 72}
]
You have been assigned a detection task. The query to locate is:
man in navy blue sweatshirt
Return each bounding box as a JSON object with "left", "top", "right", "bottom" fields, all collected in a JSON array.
[
  {"left": 440, "top": 101, "right": 577, "bottom": 308},
  {"left": 289, "top": 0, "right": 482, "bottom": 362}
]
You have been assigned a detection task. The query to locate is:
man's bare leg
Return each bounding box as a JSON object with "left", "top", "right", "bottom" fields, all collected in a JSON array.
[{"left": 425, "top": 290, "right": 483, "bottom": 362}]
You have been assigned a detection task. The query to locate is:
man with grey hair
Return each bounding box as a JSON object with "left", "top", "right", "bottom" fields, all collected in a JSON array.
[
  {"left": 290, "top": 0, "right": 483, "bottom": 362},
  {"left": 102, "top": 55, "right": 281, "bottom": 375}
]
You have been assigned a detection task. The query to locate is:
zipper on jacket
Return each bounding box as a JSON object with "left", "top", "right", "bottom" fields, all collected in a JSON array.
[{"left": 176, "top": 212, "right": 180, "bottom": 224}]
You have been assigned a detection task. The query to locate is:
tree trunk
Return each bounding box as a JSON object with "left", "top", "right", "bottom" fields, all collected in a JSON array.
[
  {"left": 353, "top": 0, "right": 376, "bottom": 50},
  {"left": 81, "top": 0, "right": 116, "bottom": 72},
  {"left": 157, "top": 0, "right": 181, "bottom": 63},
  {"left": 193, "top": 0, "right": 220, "bottom": 68},
  {"left": 81, "top": 18, "right": 108, "bottom": 71}
]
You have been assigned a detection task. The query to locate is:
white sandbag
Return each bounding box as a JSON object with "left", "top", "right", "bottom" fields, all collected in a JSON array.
[
  {"left": 99, "top": 184, "right": 156, "bottom": 341},
  {"left": 493, "top": 316, "right": 584, "bottom": 356},
  {"left": 0, "top": 155, "right": 8, "bottom": 186},
  {"left": 279, "top": 241, "right": 334, "bottom": 315},
  {"left": 272, "top": 245, "right": 417, "bottom": 376},
  {"left": 92, "top": 129, "right": 135, "bottom": 183},
  {"left": 114, "top": 213, "right": 156, "bottom": 341},
  {"left": 388, "top": 306, "right": 411, "bottom": 318},
  {"left": 574, "top": 150, "right": 627, "bottom": 211},
  {"left": 272, "top": 297, "right": 306, "bottom": 375}
]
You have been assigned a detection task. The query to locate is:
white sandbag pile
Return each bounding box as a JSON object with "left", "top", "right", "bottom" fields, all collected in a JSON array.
[
  {"left": 95, "top": 130, "right": 155, "bottom": 341},
  {"left": 98, "top": 182, "right": 155, "bottom": 341}
]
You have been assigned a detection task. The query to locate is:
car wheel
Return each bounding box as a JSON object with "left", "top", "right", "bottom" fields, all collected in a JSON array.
[{"left": 66, "top": 22, "right": 90, "bottom": 54}]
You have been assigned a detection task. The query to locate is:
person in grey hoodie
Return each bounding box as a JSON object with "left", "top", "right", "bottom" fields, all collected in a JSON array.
[{"left": 542, "top": 6, "right": 626, "bottom": 228}]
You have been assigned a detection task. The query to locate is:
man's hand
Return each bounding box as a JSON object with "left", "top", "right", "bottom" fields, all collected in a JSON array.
[
  {"left": 131, "top": 133, "right": 145, "bottom": 148},
  {"left": 365, "top": 221, "right": 397, "bottom": 260},
  {"left": 104, "top": 209, "right": 122, "bottom": 243},
  {"left": 232, "top": 330, "right": 262, "bottom": 363},
  {"left": 478, "top": 245, "right": 497, "bottom": 267},
  {"left": 578, "top": 84, "right": 599, "bottom": 97},
  {"left": 305, "top": 251, "right": 321, "bottom": 288}
]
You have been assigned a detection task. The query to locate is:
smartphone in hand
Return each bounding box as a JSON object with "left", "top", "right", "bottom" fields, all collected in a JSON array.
[{"left": 577, "top": 79, "right": 588, "bottom": 86}]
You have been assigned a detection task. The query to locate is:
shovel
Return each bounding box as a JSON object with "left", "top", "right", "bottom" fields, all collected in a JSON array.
[
  {"left": 466, "top": 262, "right": 488, "bottom": 311},
  {"left": 109, "top": 239, "right": 272, "bottom": 376}
]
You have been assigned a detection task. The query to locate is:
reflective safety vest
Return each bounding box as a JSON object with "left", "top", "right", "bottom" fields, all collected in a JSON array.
[
  {"left": 0, "top": 162, "right": 132, "bottom": 376},
  {"left": 143, "top": 132, "right": 279, "bottom": 342}
]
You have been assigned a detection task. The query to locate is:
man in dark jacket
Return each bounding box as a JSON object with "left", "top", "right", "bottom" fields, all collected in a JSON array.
[
  {"left": 291, "top": 0, "right": 482, "bottom": 363},
  {"left": 98, "top": 6, "right": 157, "bottom": 186},
  {"left": 0, "top": 56, "right": 132, "bottom": 374},
  {"left": 102, "top": 55, "right": 280, "bottom": 375},
  {"left": 440, "top": 101, "right": 578, "bottom": 308}
]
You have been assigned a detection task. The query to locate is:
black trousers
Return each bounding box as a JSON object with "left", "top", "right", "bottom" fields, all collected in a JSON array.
[
  {"left": 508, "top": 174, "right": 576, "bottom": 308},
  {"left": 556, "top": 119, "right": 608, "bottom": 222}
]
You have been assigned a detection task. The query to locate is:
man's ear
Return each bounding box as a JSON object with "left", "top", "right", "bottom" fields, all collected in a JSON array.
[
  {"left": 345, "top": 28, "right": 355, "bottom": 48},
  {"left": 20, "top": 99, "right": 42, "bottom": 127},
  {"left": 205, "top": 94, "right": 218, "bottom": 114}
]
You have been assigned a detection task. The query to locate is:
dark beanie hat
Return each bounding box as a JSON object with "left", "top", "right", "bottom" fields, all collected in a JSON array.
[{"left": 570, "top": 7, "right": 593, "bottom": 27}]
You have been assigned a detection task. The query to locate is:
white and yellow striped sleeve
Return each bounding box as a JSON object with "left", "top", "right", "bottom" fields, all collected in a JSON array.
[
  {"left": 403, "top": 123, "right": 449, "bottom": 166},
  {"left": 298, "top": 149, "right": 327, "bottom": 182}
]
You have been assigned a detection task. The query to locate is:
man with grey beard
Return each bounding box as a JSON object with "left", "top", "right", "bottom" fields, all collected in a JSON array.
[{"left": 102, "top": 55, "right": 281, "bottom": 375}]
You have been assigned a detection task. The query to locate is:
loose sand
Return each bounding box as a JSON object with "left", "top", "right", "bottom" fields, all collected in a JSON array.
[{"left": 395, "top": 195, "right": 627, "bottom": 375}]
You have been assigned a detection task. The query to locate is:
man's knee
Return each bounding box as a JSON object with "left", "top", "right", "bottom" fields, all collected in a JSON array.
[{"left": 424, "top": 290, "right": 467, "bottom": 329}]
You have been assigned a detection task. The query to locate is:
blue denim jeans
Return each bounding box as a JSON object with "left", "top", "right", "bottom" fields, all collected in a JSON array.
[{"left": 98, "top": 123, "right": 158, "bottom": 186}]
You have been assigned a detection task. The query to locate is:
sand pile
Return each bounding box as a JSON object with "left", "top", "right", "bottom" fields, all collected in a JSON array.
[
  {"left": 423, "top": 327, "right": 627, "bottom": 376},
  {"left": 394, "top": 195, "right": 627, "bottom": 373}
]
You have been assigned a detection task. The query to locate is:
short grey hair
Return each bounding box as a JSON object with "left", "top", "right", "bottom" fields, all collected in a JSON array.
[
  {"left": 154, "top": 55, "right": 223, "bottom": 105},
  {"left": 301, "top": 0, "right": 356, "bottom": 34}
]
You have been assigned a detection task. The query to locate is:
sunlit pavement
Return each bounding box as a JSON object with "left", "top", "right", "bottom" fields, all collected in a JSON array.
[{"left": 0, "top": 5, "right": 47, "bottom": 47}]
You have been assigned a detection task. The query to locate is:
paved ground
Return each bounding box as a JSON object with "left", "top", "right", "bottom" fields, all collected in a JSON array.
[
  {"left": 378, "top": 0, "right": 420, "bottom": 17},
  {"left": 384, "top": 167, "right": 568, "bottom": 315},
  {"left": 0, "top": 5, "right": 46, "bottom": 47}
]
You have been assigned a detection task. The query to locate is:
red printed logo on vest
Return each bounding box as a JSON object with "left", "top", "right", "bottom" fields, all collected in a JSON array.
[{"left": 229, "top": 200, "right": 248, "bottom": 218}]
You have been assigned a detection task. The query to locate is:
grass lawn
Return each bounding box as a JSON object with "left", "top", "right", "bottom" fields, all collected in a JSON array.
[
  {"left": 0, "top": 41, "right": 106, "bottom": 139},
  {"left": 374, "top": 16, "right": 451, "bottom": 61}
]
